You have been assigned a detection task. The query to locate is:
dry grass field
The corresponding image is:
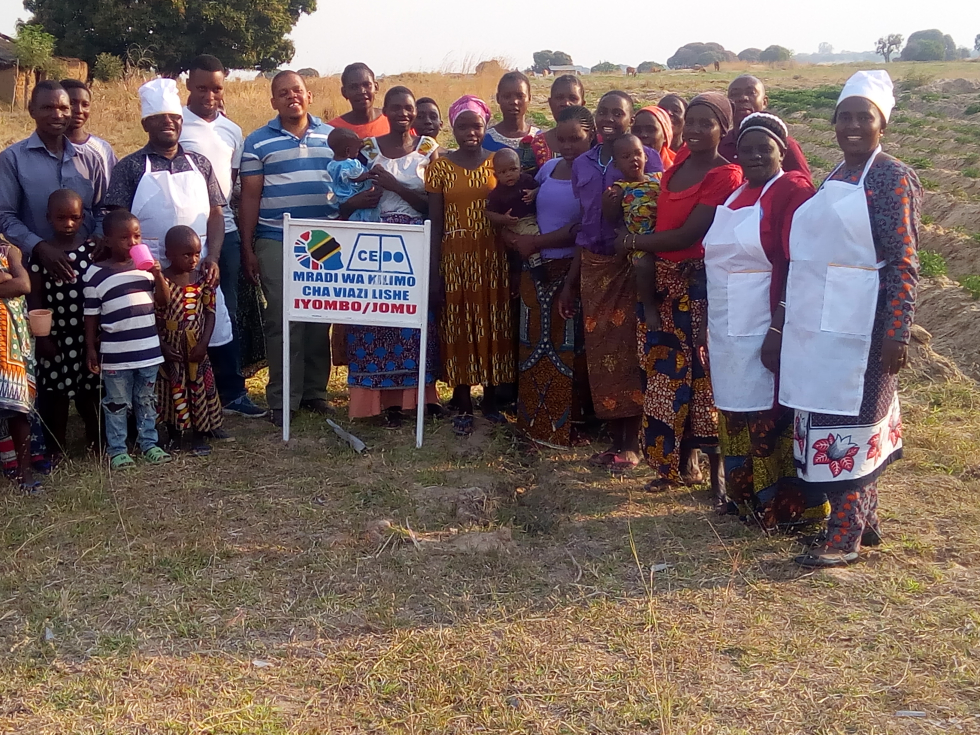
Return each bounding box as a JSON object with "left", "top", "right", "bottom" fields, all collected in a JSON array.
[{"left": 1, "top": 61, "right": 980, "bottom": 734}]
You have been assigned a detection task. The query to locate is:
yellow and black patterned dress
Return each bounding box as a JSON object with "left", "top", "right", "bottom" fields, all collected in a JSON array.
[
  {"left": 425, "top": 156, "right": 514, "bottom": 387},
  {"left": 0, "top": 244, "right": 34, "bottom": 417}
]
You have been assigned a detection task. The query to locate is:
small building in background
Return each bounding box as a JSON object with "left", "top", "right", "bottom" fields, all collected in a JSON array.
[
  {"left": 0, "top": 33, "right": 88, "bottom": 108},
  {"left": 548, "top": 65, "right": 591, "bottom": 76}
]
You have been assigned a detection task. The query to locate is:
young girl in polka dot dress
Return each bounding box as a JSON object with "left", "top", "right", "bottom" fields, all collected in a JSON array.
[{"left": 27, "top": 189, "right": 102, "bottom": 459}]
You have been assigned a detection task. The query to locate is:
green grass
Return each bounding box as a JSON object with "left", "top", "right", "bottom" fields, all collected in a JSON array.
[
  {"left": 965, "top": 103, "right": 980, "bottom": 115},
  {"left": 907, "top": 155, "right": 933, "bottom": 170},
  {"left": 919, "top": 249, "right": 947, "bottom": 277},
  {"left": 920, "top": 178, "right": 941, "bottom": 192},
  {"left": 766, "top": 86, "right": 840, "bottom": 115},
  {"left": 964, "top": 153, "right": 980, "bottom": 165},
  {"left": 963, "top": 167, "right": 980, "bottom": 179},
  {"left": 959, "top": 275, "right": 980, "bottom": 299}
]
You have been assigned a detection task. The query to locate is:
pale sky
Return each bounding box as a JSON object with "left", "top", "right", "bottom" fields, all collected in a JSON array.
[{"left": 1, "top": 0, "right": 975, "bottom": 74}]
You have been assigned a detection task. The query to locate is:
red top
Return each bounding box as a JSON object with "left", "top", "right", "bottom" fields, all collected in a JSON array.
[
  {"left": 656, "top": 148, "right": 743, "bottom": 262},
  {"left": 727, "top": 170, "right": 815, "bottom": 311}
]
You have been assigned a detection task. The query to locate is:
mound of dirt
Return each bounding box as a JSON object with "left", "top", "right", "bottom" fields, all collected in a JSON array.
[
  {"left": 923, "top": 78, "right": 980, "bottom": 95},
  {"left": 913, "top": 277, "right": 980, "bottom": 381}
]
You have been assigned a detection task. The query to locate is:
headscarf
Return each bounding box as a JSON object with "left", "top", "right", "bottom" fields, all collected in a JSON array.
[
  {"left": 686, "top": 92, "right": 734, "bottom": 135},
  {"left": 640, "top": 105, "right": 676, "bottom": 168},
  {"left": 139, "top": 78, "right": 182, "bottom": 119},
  {"left": 448, "top": 95, "right": 491, "bottom": 126},
  {"left": 737, "top": 111, "right": 788, "bottom": 150},
  {"left": 837, "top": 70, "right": 895, "bottom": 123}
]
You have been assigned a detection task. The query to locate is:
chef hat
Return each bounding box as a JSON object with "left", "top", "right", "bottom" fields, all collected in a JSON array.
[
  {"left": 139, "top": 78, "right": 182, "bottom": 119},
  {"left": 836, "top": 70, "right": 895, "bottom": 123}
]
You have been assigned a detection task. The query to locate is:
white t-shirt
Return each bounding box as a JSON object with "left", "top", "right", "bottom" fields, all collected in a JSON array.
[{"left": 179, "top": 106, "right": 244, "bottom": 234}]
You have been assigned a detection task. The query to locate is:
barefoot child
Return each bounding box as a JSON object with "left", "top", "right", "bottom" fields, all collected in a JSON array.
[
  {"left": 27, "top": 189, "right": 102, "bottom": 458},
  {"left": 83, "top": 209, "right": 173, "bottom": 469},
  {"left": 606, "top": 134, "right": 663, "bottom": 329},
  {"left": 326, "top": 127, "right": 379, "bottom": 222},
  {"left": 486, "top": 147, "right": 545, "bottom": 282},
  {"left": 0, "top": 238, "right": 40, "bottom": 491},
  {"left": 156, "top": 226, "right": 223, "bottom": 456}
]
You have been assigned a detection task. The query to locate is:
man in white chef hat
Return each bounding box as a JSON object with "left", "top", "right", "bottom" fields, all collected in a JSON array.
[{"left": 104, "top": 77, "right": 236, "bottom": 435}]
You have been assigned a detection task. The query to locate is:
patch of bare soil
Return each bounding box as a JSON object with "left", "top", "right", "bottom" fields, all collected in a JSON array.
[{"left": 913, "top": 277, "right": 980, "bottom": 381}]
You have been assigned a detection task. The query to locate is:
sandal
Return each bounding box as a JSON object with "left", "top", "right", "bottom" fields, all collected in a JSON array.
[
  {"left": 483, "top": 411, "right": 509, "bottom": 425},
  {"left": 643, "top": 478, "right": 681, "bottom": 493},
  {"left": 798, "top": 529, "right": 882, "bottom": 548},
  {"left": 19, "top": 479, "right": 43, "bottom": 495},
  {"left": 190, "top": 438, "right": 212, "bottom": 457},
  {"left": 452, "top": 414, "right": 474, "bottom": 436},
  {"left": 110, "top": 453, "right": 136, "bottom": 470},
  {"left": 794, "top": 548, "right": 859, "bottom": 568},
  {"left": 142, "top": 446, "right": 173, "bottom": 464},
  {"left": 382, "top": 408, "right": 404, "bottom": 429}
]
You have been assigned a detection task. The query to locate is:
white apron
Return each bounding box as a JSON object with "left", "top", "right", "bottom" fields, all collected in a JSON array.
[
  {"left": 779, "top": 148, "right": 882, "bottom": 416},
  {"left": 703, "top": 172, "right": 782, "bottom": 412},
  {"left": 130, "top": 155, "right": 233, "bottom": 347}
]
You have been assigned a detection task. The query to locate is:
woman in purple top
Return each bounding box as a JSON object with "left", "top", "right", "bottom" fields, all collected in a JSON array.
[
  {"left": 503, "top": 105, "right": 593, "bottom": 448},
  {"left": 569, "top": 91, "right": 663, "bottom": 471}
]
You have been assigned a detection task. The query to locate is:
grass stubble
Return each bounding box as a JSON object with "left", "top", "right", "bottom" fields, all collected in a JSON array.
[{"left": 2, "top": 60, "right": 980, "bottom": 734}]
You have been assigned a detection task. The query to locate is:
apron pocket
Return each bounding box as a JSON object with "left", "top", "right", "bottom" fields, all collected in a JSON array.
[
  {"left": 820, "top": 264, "right": 878, "bottom": 336},
  {"left": 727, "top": 271, "right": 772, "bottom": 337}
]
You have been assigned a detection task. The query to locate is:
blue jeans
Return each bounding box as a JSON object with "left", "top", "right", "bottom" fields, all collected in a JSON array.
[
  {"left": 211, "top": 229, "right": 247, "bottom": 405},
  {"left": 102, "top": 365, "right": 160, "bottom": 457}
]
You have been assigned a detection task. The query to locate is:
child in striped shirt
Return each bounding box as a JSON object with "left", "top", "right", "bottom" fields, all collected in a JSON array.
[{"left": 83, "top": 210, "right": 173, "bottom": 469}]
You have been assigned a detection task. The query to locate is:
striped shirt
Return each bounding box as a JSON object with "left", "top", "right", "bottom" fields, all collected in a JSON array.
[
  {"left": 240, "top": 114, "right": 337, "bottom": 240},
  {"left": 78, "top": 134, "right": 119, "bottom": 181},
  {"left": 83, "top": 262, "right": 163, "bottom": 370}
]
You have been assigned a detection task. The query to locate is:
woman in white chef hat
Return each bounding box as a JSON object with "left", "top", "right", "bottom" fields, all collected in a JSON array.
[{"left": 774, "top": 70, "right": 922, "bottom": 567}]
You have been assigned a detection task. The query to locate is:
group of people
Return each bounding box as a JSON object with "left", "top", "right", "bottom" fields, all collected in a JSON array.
[{"left": 0, "top": 59, "right": 920, "bottom": 568}]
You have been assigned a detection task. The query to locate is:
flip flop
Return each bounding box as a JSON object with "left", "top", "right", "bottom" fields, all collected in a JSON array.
[
  {"left": 588, "top": 449, "right": 619, "bottom": 467},
  {"left": 608, "top": 453, "right": 640, "bottom": 474},
  {"left": 794, "top": 550, "right": 859, "bottom": 568},
  {"left": 19, "top": 479, "right": 42, "bottom": 495}
]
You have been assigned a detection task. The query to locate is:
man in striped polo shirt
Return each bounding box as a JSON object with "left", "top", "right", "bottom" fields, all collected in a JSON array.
[{"left": 239, "top": 71, "right": 341, "bottom": 426}]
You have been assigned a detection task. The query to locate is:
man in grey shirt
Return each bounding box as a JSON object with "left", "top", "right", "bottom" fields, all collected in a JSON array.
[{"left": 0, "top": 80, "right": 106, "bottom": 282}]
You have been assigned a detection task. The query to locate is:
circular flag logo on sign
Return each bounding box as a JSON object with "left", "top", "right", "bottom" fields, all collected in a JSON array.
[{"left": 294, "top": 229, "right": 343, "bottom": 270}]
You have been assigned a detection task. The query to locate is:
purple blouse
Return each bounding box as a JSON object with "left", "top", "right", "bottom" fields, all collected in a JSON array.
[
  {"left": 571, "top": 144, "right": 663, "bottom": 255},
  {"left": 534, "top": 158, "right": 581, "bottom": 259}
]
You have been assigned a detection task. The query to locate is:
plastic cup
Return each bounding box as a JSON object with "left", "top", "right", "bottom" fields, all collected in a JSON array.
[
  {"left": 130, "top": 242, "right": 155, "bottom": 271},
  {"left": 28, "top": 309, "right": 53, "bottom": 337}
]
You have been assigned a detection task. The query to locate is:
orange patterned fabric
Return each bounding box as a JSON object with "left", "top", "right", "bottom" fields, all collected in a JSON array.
[
  {"left": 579, "top": 250, "right": 643, "bottom": 420},
  {"left": 425, "top": 156, "right": 514, "bottom": 386}
]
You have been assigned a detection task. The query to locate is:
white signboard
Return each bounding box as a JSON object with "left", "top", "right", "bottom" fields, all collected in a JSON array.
[{"left": 281, "top": 216, "right": 432, "bottom": 447}]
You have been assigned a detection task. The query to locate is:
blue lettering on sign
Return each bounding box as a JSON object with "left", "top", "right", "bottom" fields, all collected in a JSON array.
[{"left": 346, "top": 234, "right": 414, "bottom": 275}]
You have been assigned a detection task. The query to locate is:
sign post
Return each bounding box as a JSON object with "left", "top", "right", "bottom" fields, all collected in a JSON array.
[{"left": 281, "top": 215, "right": 432, "bottom": 448}]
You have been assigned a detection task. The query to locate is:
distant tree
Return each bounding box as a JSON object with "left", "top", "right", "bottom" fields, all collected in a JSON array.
[
  {"left": 738, "top": 47, "right": 762, "bottom": 62},
  {"left": 532, "top": 50, "right": 554, "bottom": 73},
  {"left": 26, "top": 0, "right": 315, "bottom": 74},
  {"left": 667, "top": 42, "right": 737, "bottom": 69},
  {"left": 876, "top": 34, "right": 903, "bottom": 62},
  {"left": 957, "top": 47, "right": 971, "bottom": 59},
  {"left": 975, "top": 34, "right": 980, "bottom": 53},
  {"left": 590, "top": 61, "right": 621, "bottom": 74},
  {"left": 551, "top": 51, "right": 573, "bottom": 66},
  {"left": 901, "top": 29, "right": 957, "bottom": 61},
  {"left": 903, "top": 39, "right": 946, "bottom": 61},
  {"left": 13, "top": 23, "right": 56, "bottom": 108},
  {"left": 637, "top": 60, "right": 666, "bottom": 73},
  {"left": 91, "top": 52, "right": 124, "bottom": 82},
  {"left": 818, "top": 42, "right": 834, "bottom": 55},
  {"left": 759, "top": 45, "right": 794, "bottom": 63}
]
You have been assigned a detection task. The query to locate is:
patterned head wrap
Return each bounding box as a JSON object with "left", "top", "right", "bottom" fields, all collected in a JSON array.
[
  {"left": 640, "top": 105, "right": 674, "bottom": 146},
  {"left": 687, "top": 92, "right": 734, "bottom": 135},
  {"left": 448, "top": 95, "right": 491, "bottom": 126},
  {"left": 737, "top": 111, "right": 789, "bottom": 150}
]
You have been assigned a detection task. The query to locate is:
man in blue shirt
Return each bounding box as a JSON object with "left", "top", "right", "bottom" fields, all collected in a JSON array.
[
  {"left": 239, "top": 71, "right": 341, "bottom": 426},
  {"left": 0, "top": 80, "right": 106, "bottom": 282}
]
